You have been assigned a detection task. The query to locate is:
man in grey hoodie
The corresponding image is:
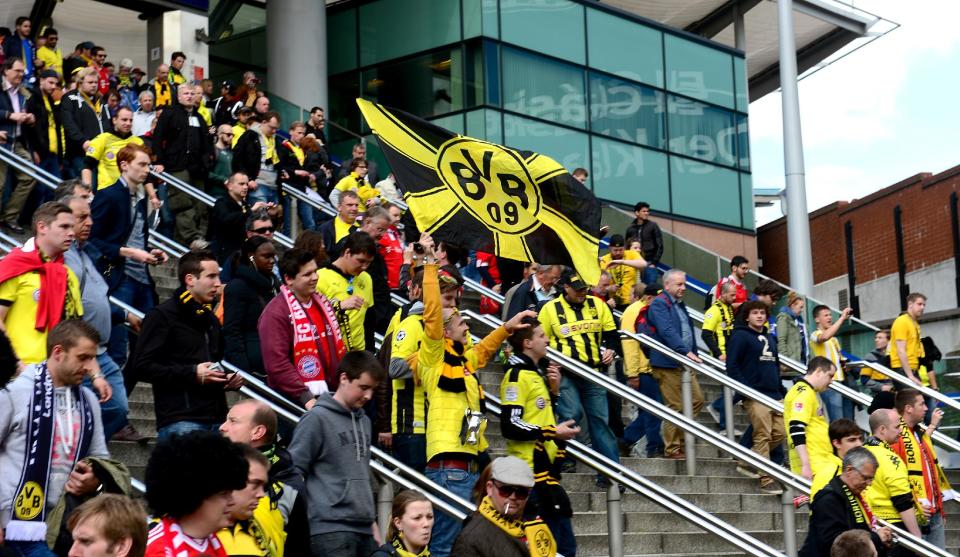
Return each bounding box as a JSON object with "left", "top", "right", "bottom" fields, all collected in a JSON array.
[{"left": 289, "top": 350, "right": 388, "bottom": 557}]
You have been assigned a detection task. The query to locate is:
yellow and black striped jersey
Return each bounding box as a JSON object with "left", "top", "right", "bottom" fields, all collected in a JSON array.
[{"left": 538, "top": 294, "right": 616, "bottom": 369}]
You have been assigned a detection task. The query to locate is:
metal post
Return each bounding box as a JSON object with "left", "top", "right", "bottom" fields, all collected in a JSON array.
[
  {"left": 681, "top": 367, "right": 696, "bottom": 475},
  {"left": 781, "top": 486, "right": 798, "bottom": 557},
  {"left": 733, "top": 0, "right": 747, "bottom": 51},
  {"left": 607, "top": 483, "right": 624, "bottom": 557},
  {"left": 290, "top": 197, "right": 299, "bottom": 241},
  {"left": 377, "top": 479, "right": 394, "bottom": 538},
  {"left": 723, "top": 385, "right": 735, "bottom": 440},
  {"left": 778, "top": 0, "right": 814, "bottom": 295}
]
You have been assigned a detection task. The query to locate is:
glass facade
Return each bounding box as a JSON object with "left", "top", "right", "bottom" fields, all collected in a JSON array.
[{"left": 327, "top": 0, "right": 753, "bottom": 231}]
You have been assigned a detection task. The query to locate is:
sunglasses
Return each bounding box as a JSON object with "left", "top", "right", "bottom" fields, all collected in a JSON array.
[
  {"left": 253, "top": 226, "right": 274, "bottom": 234},
  {"left": 493, "top": 480, "right": 530, "bottom": 499}
]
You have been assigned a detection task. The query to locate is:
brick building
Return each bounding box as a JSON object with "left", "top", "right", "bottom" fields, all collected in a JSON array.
[{"left": 757, "top": 164, "right": 960, "bottom": 355}]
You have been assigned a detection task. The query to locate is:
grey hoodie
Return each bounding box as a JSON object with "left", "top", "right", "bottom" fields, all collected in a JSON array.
[{"left": 288, "top": 392, "right": 374, "bottom": 536}]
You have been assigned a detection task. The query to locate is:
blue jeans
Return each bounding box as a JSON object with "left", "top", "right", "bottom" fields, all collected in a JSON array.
[
  {"left": 108, "top": 275, "right": 155, "bottom": 369},
  {"left": 820, "top": 388, "right": 854, "bottom": 422},
  {"left": 924, "top": 511, "right": 945, "bottom": 549},
  {"left": 710, "top": 393, "right": 744, "bottom": 430},
  {"left": 557, "top": 374, "right": 620, "bottom": 468},
  {"left": 282, "top": 191, "right": 317, "bottom": 235},
  {"left": 623, "top": 374, "right": 664, "bottom": 455},
  {"left": 391, "top": 433, "right": 426, "bottom": 472},
  {"left": 6, "top": 540, "right": 57, "bottom": 557},
  {"left": 249, "top": 183, "right": 278, "bottom": 206},
  {"left": 309, "top": 532, "right": 377, "bottom": 557},
  {"left": 156, "top": 420, "right": 221, "bottom": 442},
  {"left": 642, "top": 265, "right": 659, "bottom": 287},
  {"left": 82, "top": 352, "right": 129, "bottom": 439},
  {"left": 424, "top": 464, "right": 478, "bottom": 557}
]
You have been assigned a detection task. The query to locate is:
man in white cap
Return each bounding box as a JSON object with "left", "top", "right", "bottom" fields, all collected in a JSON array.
[{"left": 452, "top": 456, "right": 558, "bottom": 557}]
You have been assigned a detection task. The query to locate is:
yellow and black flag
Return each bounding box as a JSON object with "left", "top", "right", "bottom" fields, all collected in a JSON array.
[{"left": 356, "top": 99, "right": 602, "bottom": 284}]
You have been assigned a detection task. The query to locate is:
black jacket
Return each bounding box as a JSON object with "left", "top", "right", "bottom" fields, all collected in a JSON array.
[
  {"left": 0, "top": 82, "right": 31, "bottom": 146},
  {"left": 88, "top": 179, "right": 154, "bottom": 293},
  {"left": 452, "top": 512, "right": 529, "bottom": 557},
  {"left": 223, "top": 265, "right": 278, "bottom": 376},
  {"left": 277, "top": 139, "right": 308, "bottom": 191},
  {"left": 260, "top": 444, "right": 310, "bottom": 557},
  {"left": 504, "top": 277, "right": 554, "bottom": 321},
  {"left": 60, "top": 90, "right": 111, "bottom": 158},
  {"left": 624, "top": 218, "right": 663, "bottom": 265},
  {"left": 25, "top": 91, "right": 64, "bottom": 159},
  {"left": 232, "top": 127, "right": 263, "bottom": 182},
  {"left": 131, "top": 291, "right": 226, "bottom": 428},
  {"left": 725, "top": 323, "right": 785, "bottom": 399},
  {"left": 153, "top": 102, "right": 211, "bottom": 175},
  {"left": 207, "top": 197, "right": 249, "bottom": 264},
  {"left": 799, "top": 475, "right": 887, "bottom": 557}
]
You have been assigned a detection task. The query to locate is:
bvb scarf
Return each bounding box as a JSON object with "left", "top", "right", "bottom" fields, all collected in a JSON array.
[
  {"left": 281, "top": 285, "right": 346, "bottom": 396},
  {"left": 391, "top": 536, "right": 430, "bottom": 557},
  {"left": 477, "top": 496, "right": 556, "bottom": 557},
  {"left": 8, "top": 363, "right": 94, "bottom": 541},
  {"left": 891, "top": 420, "right": 950, "bottom": 518},
  {"left": 839, "top": 477, "right": 876, "bottom": 529},
  {"left": 439, "top": 339, "right": 486, "bottom": 413}
]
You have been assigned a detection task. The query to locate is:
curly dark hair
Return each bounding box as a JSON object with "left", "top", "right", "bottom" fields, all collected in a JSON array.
[{"left": 144, "top": 431, "right": 248, "bottom": 518}]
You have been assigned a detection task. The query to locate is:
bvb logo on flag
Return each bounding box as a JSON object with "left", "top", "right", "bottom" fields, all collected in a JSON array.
[{"left": 437, "top": 138, "right": 542, "bottom": 235}]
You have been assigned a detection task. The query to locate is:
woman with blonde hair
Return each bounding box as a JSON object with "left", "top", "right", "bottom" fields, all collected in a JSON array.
[{"left": 370, "top": 490, "right": 434, "bottom": 557}]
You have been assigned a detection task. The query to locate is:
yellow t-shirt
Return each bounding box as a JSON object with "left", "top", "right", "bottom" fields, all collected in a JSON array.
[
  {"left": 863, "top": 441, "right": 913, "bottom": 522},
  {"left": 889, "top": 313, "right": 922, "bottom": 371},
  {"left": 334, "top": 173, "right": 380, "bottom": 212},
  {"left": 333, "top": 217, "right": 357, "bottom": 244},
  {"left": 600, "top": 250, "right": 643, "bottom": 306},
  {"left": 87, "top": 133, "right": 144, "bottom": 190},
  {"left": 315, "top": 267, "right": 372, "bottom": 351},
  {"left": 0, "top": 269, "right": 82, "bottom": 364},
  {"left": 37, "top": 46, "right": 63, "bottom": 77},
  {"left": 784, "top": 379, "right": 832, "bottom": 477},
  {"left": 809, "top": 329, "right": 844, "bottom": 381}
]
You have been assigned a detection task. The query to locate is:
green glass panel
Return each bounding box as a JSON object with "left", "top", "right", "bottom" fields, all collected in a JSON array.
[
  {"left": 429, "top": 113, "right": 465, "bottom": 134},
  {"left": 664, "top": 34, "right": 735, "bottom": 109},
  {"left": 669, "top": 157, "right": 740, "bottom": 227},
  {"left": 591, "top": 137, "right": 669, "bottom": 210},
  {"left": 268, "top": 93, "right": 304, "bottom": 131},
  {"left": 667, "top": 94, "right": 737, "bottom": 167},
  {"left": 733, "top": 56, "right": 748, "bottom": 113},
  {"left": 486, "top": 109, "right": 503, "bottom": 144},
  {"left": 740, "top": 172, "right": 754, "bottom": 230},
  {"left": 737, "top": 114, "right": 750, "bottom": 171},
  {"left": 586, "top": 7, "right": 662, "bottom": 87},
  {"left": 502, "top": 47, "right": 586, "bottom": 129},
  {"left": 503, "top": 113, "right": 589, "bottom": 178},
  {"left": 482, "top": 0, "right": 499, "bottom": 38},
  {"left": 463, "top": 0, "right": 482, "bottom": 39},
  {"left": 328, "top": 8, "right": 357, "bottom": 74},
  {"left": 361, "top": 48, "right": 463, "bottom": 118},
  {"left": 465, "top": 109, "right": 486, "bottom": 138},
  {"left": 500, "top": 0, "right": 585, "bottom": 64},
  {"left": 359, "top": 0, "right": 461, "bottom": 66},
  {"left": 589, "top": 72, "right": 665, "bottom": 149},
  {"left": 329, "top": 72, "right": 361, "bottom": 140}
]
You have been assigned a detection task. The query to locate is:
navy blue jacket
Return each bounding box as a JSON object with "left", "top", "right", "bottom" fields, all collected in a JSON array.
[
  {"left": 647, "top": 292, "right": 697, "bottom": 369},
  {"left": 89, "top": 179, "right": 153, "bottom": 292},
  {"left": 725, "top": 323, "right": 785, "bottom": 398}
]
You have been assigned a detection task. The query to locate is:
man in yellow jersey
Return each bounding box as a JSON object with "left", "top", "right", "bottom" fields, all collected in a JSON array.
[
  {"left": 316, "top": 232, "right": 375, "bottom": 351},
  {"left": 810, "top": 418, "right": 862, "bottom": 500},
  {"left": 704, "top": 281, "right": 738, "bottom": 429},
  {"left": 890, "top": 293, "right": 931, "bottom": 389},
  {"left": 891, "top": 388, "right": 950, "bottom": 549},
  {"left": 82, "top": 106, "right": 153, "bottom": 190},
  {"left": 384, "top": 265, "right": 461, "bottom": 471},
  {"left": 809, "top": 304, "right": 854, "bottom": 421},
  {"left": 620, "top": 283, "right": 664, "bottom": 457},
  {"left": 500, "top": 316, "right": 580, "bottom": 557},
  {"left": 329, "top": 158, "right": 379, "bottom": 212},
  {"left": 36, "top": 28, "right": 63, "bottom": 77},
  {"left": 416, "top": 249, "right": 533, "bottom": 557},
  {"left": 216, "top": 445, "right": 285, "bottom": 557},
  {"left": 864, "top": 408, "right": 923, "bottom": 539},
  {"left": 317, "top": 190, "right": 360, "bottom": 252},
  {"left": 539, "top": 268, "right": 621, "bottom": 482},
  {"left": 800, "top": 448, "right": 893, "bottom": 557},
  {"left": 599, "top": 234, "right": 646, "bottom": 309},
  {"left": 784, "top": 356, "right": 836, "bottom": 480}
]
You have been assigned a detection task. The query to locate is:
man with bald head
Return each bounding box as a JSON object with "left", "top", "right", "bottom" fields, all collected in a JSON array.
[
  {"left": 151, "top": 64, "right": 173, "bottom": 108},
  {"left": 864, "top": 408, "right": 923, "bottom": 539},
  {"left": 220, "top": 399, "right": 310, "bottom": 555}
]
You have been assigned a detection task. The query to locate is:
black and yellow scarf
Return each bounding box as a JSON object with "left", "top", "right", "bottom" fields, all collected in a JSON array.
[
  {"left": 838, "top": 477, "right": 874, "bottom": 528},
  {"left": 438, "top": 339, "right": 487, "bottom": 412},
  {"left": 390, "top": 536, "right": 430, "bottom": 557},
  {"left": 477, "top": 496, "right": 556, "bottom": 557}
]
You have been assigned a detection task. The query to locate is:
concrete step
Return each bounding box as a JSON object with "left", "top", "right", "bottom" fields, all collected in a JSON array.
[
  {"left": 572, "top": 510, "right": 809, "bottom": 533},
  {"left": 575, "top": 528, "right": 788, "bottom": 556}
]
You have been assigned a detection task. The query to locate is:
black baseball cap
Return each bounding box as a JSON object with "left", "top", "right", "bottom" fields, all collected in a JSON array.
[
  {"left": 608, "top": 234, "right": 625, "bottom": 248},
  {"left": 221, "top": 80, "right": 236, "bottom": 94},
  {"left": 559, "top": 268, "right": 587, "bottom": 290}
]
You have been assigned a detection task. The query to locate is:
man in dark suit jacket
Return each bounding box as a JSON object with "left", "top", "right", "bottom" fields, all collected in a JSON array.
[
  {"left": 89, "top": 143, "right": 167, "bottom": 369},
  {"left": 0, "top": 57, "right": 37, "bottom": 232},
  {"left": 503, "top": 264, "right": 561, "bottom": 321}
]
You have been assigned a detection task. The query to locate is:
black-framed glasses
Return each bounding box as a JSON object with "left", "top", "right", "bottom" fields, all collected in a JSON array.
[{"left": 493, "top": 480, "right": 530, "bottom": 499}]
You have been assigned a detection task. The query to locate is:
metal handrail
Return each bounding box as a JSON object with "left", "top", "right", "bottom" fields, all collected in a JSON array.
[{"left": 463, "top": 309, "right": 951, "bottom": 557}]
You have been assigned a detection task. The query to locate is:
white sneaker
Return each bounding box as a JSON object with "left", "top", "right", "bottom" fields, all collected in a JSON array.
[
  {"left": 706, "top": 405, "right": 721, "bottom": 425},
  {"left": 736, "top": 465, "right": 760, "bottom": 479}
]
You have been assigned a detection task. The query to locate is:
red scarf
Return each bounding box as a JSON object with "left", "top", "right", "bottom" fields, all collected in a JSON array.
[
  {"left": 0, "top": 244, "right": 69, "bottom": 331},
  {"left": 281, "top": 285, "right": 346, "bottom": 395}
]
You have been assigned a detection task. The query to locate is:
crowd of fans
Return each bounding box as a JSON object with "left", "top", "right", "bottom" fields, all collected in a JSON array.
[{"left": 0, "top": 14, "right": 953, "bottom": 557}]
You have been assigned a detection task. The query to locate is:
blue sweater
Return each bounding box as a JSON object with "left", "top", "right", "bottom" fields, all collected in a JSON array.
[{"left": 725, "top": 323, "right": 785, "bottom": 398}]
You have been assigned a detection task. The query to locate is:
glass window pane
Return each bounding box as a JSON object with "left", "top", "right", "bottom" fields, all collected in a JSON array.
[
  {"left": 464, "top": 41, "right": 486, "bottom": 108},
  {"left": 463, "top": 0, "right": 482, "bottom": 39},
  {"left": 482, "top": 0, "right": 499, "bottom": 38},
  {"left": 501, "top": 0, "right": 585, "bottom": 64},
  {"left": 329, "top": 72, "right": 361, "bottom": 140},
  {"left": 503, "top": 114, "right": 589, "bottom": 183},
  {"left": 664, "top": 34, "right": 735, "bottom": 109},
  {"left": 586, "top": 8, "right": 662, "bottom": 87},
  {"left": 591, "top": 137, "right": 669, "bottom": 210},
  {"left": 361, "top": 49, "right": 463, "bottom": 119},
  {"left": 359, "top": 0, "right": 460, "bottom": 66},
  {"left": 737, "top": 114, "right": 750, "bottom": 171},
  {"left": 589, "top": 73, "right": 665, "bottom": 149},
  {"left": 464, "top": 108, "right": 502, "bottom": 144},
  {"left": 502, "top": 47, "right": 586, "bottom": 129},
  {"left": 328, "top": 8, "right": 357, "bottom": 74},
  {"left": 429, "top": 113, "right": 465, "bottom": 134},
  {"left": 740, "top": 172, "right": 754, "bottom": 229},
  {"left": 669, "top": 157, "right": 741, "bottom": 227},
  {"left": 733, "top": 56, "right": 748, "bottom": 113},
  {"left": 667, "top": 95, "right": 737, "bottom": 167}
]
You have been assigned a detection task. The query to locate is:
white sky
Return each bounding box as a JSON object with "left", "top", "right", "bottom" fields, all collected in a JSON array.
[{"left": 750, "top": 1, "right": 960, "bottom": 226}]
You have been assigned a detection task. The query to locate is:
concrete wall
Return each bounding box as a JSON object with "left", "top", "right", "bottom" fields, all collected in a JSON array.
[{"left": 54, "top": 0, "right": 148, "bottom": 70}]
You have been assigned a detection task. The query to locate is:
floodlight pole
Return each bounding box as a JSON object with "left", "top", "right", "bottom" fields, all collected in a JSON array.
[{"left": 778, "top": 0, "right": 814, "bottom": 295}]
